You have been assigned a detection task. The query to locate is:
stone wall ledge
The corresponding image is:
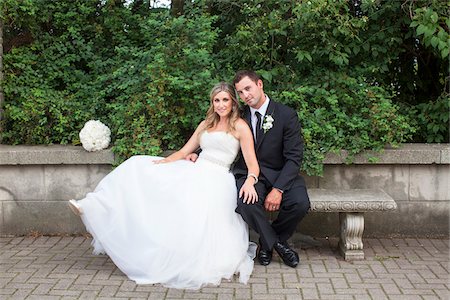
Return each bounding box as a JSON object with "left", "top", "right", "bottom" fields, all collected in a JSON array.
[
  {"left": 0, "top": 143, "right": 449, "bottom": 165},
  {"left": 324, "top": 143, "right": 450, "bottom": 165},
  {"left": 0, "top": 145, "right": 114, "bottom": 165}
]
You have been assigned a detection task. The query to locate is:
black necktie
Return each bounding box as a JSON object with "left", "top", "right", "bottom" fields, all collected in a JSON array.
[{"left": 255, "top": 111, "right": 262, "bottom": 141}]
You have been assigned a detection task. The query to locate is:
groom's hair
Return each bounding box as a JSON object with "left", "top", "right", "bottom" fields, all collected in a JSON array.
[{"left": 233, "top": 70, "right": 261, "bottom": 85}]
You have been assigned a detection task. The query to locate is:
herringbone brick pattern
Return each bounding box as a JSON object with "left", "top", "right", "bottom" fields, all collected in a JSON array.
[{"left": 0, "top": 237, "right": 448, "bottom": 299}]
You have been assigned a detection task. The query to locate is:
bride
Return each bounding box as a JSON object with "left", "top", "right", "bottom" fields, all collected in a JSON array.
[{"left": 68, "top": 82, "right": 260, "bottom": 289}]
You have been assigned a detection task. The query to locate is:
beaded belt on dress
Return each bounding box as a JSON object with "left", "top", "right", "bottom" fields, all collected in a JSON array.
[{"left": 198, "top": 153, "right": 230, "bottom": 169}]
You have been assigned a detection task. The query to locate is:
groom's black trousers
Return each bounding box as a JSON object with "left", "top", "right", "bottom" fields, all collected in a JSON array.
[{"left": 235, "top": 175, "right": 310, "bottom": 251}]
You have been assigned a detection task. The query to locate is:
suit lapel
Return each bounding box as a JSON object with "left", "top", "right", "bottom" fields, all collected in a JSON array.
[
  {"left": 243, "top": 107, "right": 252, "bottom": 128},
  {"left": 242, "top": 106, "right": 255, "bottom": 141},
  {"left": 255, "top": 100, "right": 276, "bottom": 150}
]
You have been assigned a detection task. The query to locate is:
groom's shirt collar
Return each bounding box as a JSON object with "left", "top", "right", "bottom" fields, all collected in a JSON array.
[
  {"left": 250, "top": 95, "right": 270, "bottom": 134},
  {"left": 249, "top": 95, "right": 270, "bottom": 119}
]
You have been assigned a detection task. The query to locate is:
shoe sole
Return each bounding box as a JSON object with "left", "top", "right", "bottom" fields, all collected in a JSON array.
[
  {"left": 258, "top": 259, "right": 271, "bottom": 266},
  {"left": 275, "top": 253, "right": 299, "bottom": 268},
  {"left": 68, "top": 200, "right": 82, "bottom": 216},
  {"left": 274, "top": 246, "right": 299, "bottom": 268}
]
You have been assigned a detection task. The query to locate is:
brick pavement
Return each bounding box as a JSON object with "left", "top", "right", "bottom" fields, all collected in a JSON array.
[{"left": 0, "top": 236, "right": 448, "bottom": 299}]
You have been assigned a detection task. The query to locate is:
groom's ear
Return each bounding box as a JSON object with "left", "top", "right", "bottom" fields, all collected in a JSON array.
[{"left": 257, "top": 79, "right": 264, "bottom": 91}]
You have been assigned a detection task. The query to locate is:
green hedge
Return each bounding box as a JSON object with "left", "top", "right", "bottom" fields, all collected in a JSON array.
[{"left": 1, "top": 0, "right": 447, "bottom": 175}]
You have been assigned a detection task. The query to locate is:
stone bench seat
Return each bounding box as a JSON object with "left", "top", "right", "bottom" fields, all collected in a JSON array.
[{"left": 308, "top": 188, "right": 397, "bottom": 260}]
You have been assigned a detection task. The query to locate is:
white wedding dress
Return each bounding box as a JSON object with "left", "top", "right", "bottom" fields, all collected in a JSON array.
[{"left": 75, "top": 131, "right": 255, "bottom": 289}]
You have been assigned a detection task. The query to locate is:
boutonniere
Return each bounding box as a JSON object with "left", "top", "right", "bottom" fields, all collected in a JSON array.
[{"left": 262, "top": 114, "right": 274, "bottom": 133}]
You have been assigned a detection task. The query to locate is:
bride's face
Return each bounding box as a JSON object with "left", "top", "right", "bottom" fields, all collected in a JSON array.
[{"left": 213, "top": 91, "right": 233, "bottom": 118}]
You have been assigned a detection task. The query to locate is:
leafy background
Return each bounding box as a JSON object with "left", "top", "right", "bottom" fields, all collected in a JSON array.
[{"left": 1, "top": 0, "right": 448, "bottom": 175}]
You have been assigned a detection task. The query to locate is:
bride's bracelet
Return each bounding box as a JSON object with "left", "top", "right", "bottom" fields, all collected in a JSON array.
[{"left": 247, "top": 173, "right": 258, "bottom": 184}]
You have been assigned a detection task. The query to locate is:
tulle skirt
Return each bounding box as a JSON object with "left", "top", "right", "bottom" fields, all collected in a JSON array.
[{"left": 77, "top": 155, "right": 255, "bottom": 289}]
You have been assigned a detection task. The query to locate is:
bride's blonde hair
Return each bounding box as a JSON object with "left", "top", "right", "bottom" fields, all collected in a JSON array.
[{"left": 203, "top": 82, "right": 240, "bottom": 133}]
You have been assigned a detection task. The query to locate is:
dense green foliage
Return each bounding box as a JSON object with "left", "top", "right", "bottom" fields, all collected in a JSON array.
[
  {"left": 1, "top": 0, "right": 218, "bottom": 159},
  {"left": 1, "top": 0, "right": 448, "bottom": 175}
]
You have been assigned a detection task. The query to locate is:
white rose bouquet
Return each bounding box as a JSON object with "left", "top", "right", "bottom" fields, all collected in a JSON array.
[{"left": 79, "top": 120, "right": 111, "bottom": 152}]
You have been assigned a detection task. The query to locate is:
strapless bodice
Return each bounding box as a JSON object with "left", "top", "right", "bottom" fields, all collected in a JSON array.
[{"left": 198, "top": 131, "right": 239, "bottom": 169}]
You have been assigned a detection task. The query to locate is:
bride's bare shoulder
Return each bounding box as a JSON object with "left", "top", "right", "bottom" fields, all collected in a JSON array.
[
  {"left": 234, "top": 119, "right": 252, "bottom": 138},
  {"left": 196, "top": 120, "right": 207, "bottom": 131},
  {"left": 235, "top": 118, "right": 250, "bottom": 130}
]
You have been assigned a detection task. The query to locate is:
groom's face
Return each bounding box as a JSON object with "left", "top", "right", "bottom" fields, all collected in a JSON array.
[{"left": 235, "top": 76, "right": 265, "bottom": 109}]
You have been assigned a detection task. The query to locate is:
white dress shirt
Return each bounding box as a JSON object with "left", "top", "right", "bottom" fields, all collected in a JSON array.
[{"left": 249, "top": 95, "right": 270, "bottom": 139}]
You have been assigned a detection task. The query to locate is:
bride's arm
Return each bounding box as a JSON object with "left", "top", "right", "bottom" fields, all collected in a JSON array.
[
  {"left": 235, "top": 119, "right": 260, "bottom": 203},
  {"left": 154, "top": 121, "right": 205, "bottom": 164}
]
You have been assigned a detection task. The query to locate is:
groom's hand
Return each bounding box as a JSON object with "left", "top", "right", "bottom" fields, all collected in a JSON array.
[
  {"left": 264, "top": 188, "right": 282, "bottom": 211},
  {"left": 185, "top": 153, "right": 198, "bottom": 162}
]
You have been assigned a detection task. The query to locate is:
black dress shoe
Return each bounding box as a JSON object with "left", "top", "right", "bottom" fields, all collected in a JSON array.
[
  {"left": 274, "top": 241, "right": 299, "bottom": 268},
  {"left": 257, "top": 247, "right": 273, "bottom": 266}
]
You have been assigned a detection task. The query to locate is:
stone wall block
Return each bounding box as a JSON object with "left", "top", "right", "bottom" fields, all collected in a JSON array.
[
  {"left": 1, "top": 200, "right": 85, "bottom": 235},
  {"left": 0, "top": 165, "right": 45, "bottom": 201},
  {"left": 318, "top": 165, "right": 410, "bottom": 201},
  {"left": 302, "top": 172, "right": 319, "bottom": 188},
  {"left": 409, "top": 165, "right": 450, "bottom": 201},
  {"left": 44, "top": 165, "right": 111, "bottom": 200},
  {"left": 440, "top": 146, "right": 450, "bottom": 163},
  {"left": 366, "top": 201, "right": 450, "bottom": 237},
  {"left": 0, "top": 188, "right": 14, "bottom": 201}
]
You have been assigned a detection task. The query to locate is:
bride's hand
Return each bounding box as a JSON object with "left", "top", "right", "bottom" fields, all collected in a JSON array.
[
  {"left": 239, "top": 180, "right": 258, "bottom": 204},
  {"left": 153, "top": 158, "right": 168, "bottom": 164},
  {"left": 185, "top": 153, "right": 198, "bottom": 162}
]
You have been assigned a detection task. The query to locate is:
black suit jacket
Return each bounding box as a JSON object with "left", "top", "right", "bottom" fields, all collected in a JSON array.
[{"left": 232, "top": 99, "right": 305, "bottom": 191}]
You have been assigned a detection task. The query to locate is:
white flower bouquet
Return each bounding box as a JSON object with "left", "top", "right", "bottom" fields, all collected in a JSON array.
[{"left": 79, "top": 120, "right": 111, "bottom": 152}]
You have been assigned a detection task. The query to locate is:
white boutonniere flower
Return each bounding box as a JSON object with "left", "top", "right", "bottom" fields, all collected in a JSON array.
[
  {"left": 262, "top": 114, "right": 274, "bottom": 133},
  {"left": 79, "top": 120, "right": 111, "bottom": 152}
]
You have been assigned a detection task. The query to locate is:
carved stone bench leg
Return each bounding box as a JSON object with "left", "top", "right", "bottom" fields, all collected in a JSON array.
[{"left": 338, "top": 212, "right": 365, "bottom": 260}]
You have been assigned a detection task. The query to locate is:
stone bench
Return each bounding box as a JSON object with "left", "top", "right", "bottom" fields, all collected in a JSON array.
[{"left": 308, "top": 188, "right": 397, "bottom": 261}]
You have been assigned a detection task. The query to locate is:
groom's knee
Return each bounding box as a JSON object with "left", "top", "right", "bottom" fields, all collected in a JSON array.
[
  {"left": 285, "top": 188, "right": 310, "bottom": 220},
  {"left": 236, "top": 201, "right": 259, "bottom": 217}
]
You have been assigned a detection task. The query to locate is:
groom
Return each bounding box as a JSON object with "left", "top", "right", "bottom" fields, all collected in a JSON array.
[{"left": 232, "top": 70, "right": 310, "bottom": 268}]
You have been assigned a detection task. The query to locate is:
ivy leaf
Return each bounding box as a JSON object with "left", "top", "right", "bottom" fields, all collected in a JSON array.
[
  {"left": 438, "top": 40, "right": 447, "bottom": 51},
  {"left": 424, "top": 26, "right": 436, "bottom": 38},
  {"left": 430, "top": 37, "right": 439, "bottom": 48},
  {"left": 304, "top": 52, "right": 312, "bottom": 62},
  {"left": 441, "top": 48, "right": 449, "bottom": 59},
  {"left": 409, "top": 21, "right": 418, "bottom": 27},
  {"left": 430, "top": 12, "right": 438, "bottom": 24},
  {"left": 259, "top": 70, "right": 273, "bottom": 83},
  {"left": 416, "top": 24, "right": 426, "bottom": 36}
]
